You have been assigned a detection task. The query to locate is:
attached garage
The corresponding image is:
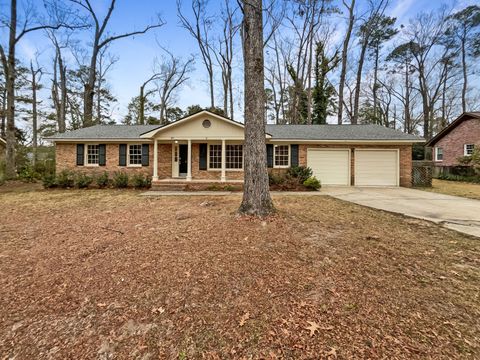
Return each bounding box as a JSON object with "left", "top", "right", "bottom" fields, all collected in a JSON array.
[
  {"left": 354, "top": 149, "right": 399, "bottom": 186},
  {"left": 307, "top": 149, "right": 350, "bottom": 186}
]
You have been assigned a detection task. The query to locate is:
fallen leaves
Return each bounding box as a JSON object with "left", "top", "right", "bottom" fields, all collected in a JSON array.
[
  {"left": 305, "top": 321, "right": 334, "bottom": 336},
  {"left": 239, "top": 312, "right": 250, "bottom": 327}
]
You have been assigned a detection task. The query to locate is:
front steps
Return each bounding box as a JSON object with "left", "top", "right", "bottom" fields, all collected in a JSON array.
[{"left": 150, "top": 180, "right": 243, "bottom": 192}]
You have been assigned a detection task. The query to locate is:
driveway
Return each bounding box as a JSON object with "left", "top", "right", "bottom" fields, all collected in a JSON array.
[{"left": 322, "top": 187, "right": 480, "bottom": 238}]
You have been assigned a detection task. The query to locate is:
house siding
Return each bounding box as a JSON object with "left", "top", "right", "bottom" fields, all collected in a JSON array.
[
  {"left": 56, "top": 142, "right": 413, "bottom": 187},
  {"left": 432, "top": 117, "right": 480, "bottom": 167}
]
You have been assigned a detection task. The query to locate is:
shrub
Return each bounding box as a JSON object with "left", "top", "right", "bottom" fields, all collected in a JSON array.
[
  {"left": 56, "top": 170, "right": 75, "bottom": 188},
  {"left": 112, "top": 171, "right": 129, "bottom": 188},
  {"left": 303, "top": 176, "right": 321, "bottom": 190},
  {"left": 42, "top": 173, "right": 57, "bottom": 188},
  {"left": 96, "top": 172, "right": 110, "bottom": 188},
  {"left": 287, "top": 166, "right": 313, "bottom": 184},
  {"left": 268, "top": 172, "right": 286, "bottom": 185},
  {"left": 131, "top": 173, "right": 151, "bottom": 189},
  {"left": 18, "top": 165, "right": 40, "bottom": 182},
  {"left": 75, "top": 173, "right": 93, "bottom": 188}
]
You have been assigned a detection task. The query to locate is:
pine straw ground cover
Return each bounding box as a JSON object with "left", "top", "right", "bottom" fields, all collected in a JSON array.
[{"left": 0, "top": 189, "right": 479, "bottom": 359}]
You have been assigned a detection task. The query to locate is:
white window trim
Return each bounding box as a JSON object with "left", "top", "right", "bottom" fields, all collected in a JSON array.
[
  {"left": 207, "top": 143, "right": 244, "bottom": 171},
  {"left": 273, "top": 144, "right": 291, "bottom": 168},
  {"left": 464, "top": 144, "right": 474, "bottom": 156},
  {"left": 127, "top": 144, "right": 143, "bottom": 167},
  {"left": 85, "top": 143, "right": 100, "bottom": 167},
  {"left": 435, "top": 147, "right": 443, "bottom": 162}
]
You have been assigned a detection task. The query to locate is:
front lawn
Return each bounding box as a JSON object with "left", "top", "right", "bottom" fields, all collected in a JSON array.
[
  {"left": 1, "top": 188, "right": 479, "bottom": 358},
  {"left": 422, "top": 178, "right": 480, "bottom": 200}
]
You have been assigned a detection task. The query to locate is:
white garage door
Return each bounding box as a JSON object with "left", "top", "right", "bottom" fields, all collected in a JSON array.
[
  {"left": 355, "top": 150, "right": 399, "bottom": 186},
  {"left": 307, "top": 149, "right": 350, "bottom": 186}
]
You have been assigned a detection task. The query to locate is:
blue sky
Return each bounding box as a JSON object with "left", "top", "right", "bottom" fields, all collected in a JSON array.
[{"left": 9, "top": 0, "right": 479, "bottom": 123}]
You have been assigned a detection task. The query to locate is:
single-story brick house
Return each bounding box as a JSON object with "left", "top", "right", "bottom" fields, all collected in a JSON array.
[
  {"left": 48, "top": 110, "right": 423, "bottom": 187},
  {"left": 427, "top": 112, "right": 480, "bottom": 167}
]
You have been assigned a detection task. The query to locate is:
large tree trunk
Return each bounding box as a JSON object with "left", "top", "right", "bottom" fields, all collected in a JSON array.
[
  {"left": 372, "top": 44, "right": 379, "bottom": 123},
  {"left": 352, "top": 39, "right": 367, "bottom": 124},
  {"left": 238, "top": 0, "right": 274, "bottom": 217},
  {"left": 30, "top": 62, "right": 38, "bottom": 167},
  {"left": 5, "top": 0, "right": 17, "bottom": 179},
  {"left": 139, "top": 85, "right": 145, "bottom": 125},
  {"left": 337, "top": 0, "right": 355, "bottom": 125},
  {"left": 461, "top": 36, "right": 467, "bottom": 113},
  {"left": 404, "top": 61, "right": 411, "bottom": 133},
  {"left": 84, "top": 40, "right": 99, "bottom": 128}
]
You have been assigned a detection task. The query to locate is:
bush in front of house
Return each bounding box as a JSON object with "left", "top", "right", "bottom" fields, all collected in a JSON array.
[
  {"left": 112, "top": 171, "right": 129, "bottom": 188},
  {"left": 75, "top": 173, "right": 93, "bottom": 189},
  {"left": 95, "top": 171, "right": 110, "bottom": 188},
  {"left": 268, "top": 172, "right": 286, "bottom": 185},
  {"left": 303, "top": 176, "right": 321, "bottom": 190},
  {"left": 131, "top": 173, "right": 151, "bottom": 189},
  {"left": 56, "top": 170, "right": 75, "bottom": 188},
  {"left": 436, "top": 173, "right": 480, "bottom": 183},
  {"left": 42, "top": 173, "right": 57, "bottom": 188},
  {"left": 18, "top": 164, "right": 40, "bottom": 182},
  {"left": 287, "top": 166, "right": 313, "bottom": 184}
]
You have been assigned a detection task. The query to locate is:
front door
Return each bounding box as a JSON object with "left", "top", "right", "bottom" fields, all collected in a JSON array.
[{"left": 179, "top": 144, "right": 188, "bottom": 176}]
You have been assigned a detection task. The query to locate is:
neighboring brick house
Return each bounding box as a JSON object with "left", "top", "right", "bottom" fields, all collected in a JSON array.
[
  {"left": 427, "top": 112, "right": 480, "bottom": 167},
  {"left": 47, "top": 110, "right": 423, "bottom": 187}
]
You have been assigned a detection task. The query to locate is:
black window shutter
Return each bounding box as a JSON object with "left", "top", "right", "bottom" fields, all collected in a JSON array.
[
  {"left": 99, "top": 144, "right": 106, "bottom": 166},
  {"left": 199, "top": 143, "right": 207, "bottom": 170},
  {"left": 76, "top": 144, "right": 84, "bottom": 166},
  {"left": 142, "top": 144, "right": 149, "bottom": 166},
  {"left": 266, "top": 144, "right": 273, "bottom": 168},
  {"left": 290, "top": 144, "right": 299, "bottom": 167},
  {"left": 119, "top": 144, "right": 127, "bottom": 166}
]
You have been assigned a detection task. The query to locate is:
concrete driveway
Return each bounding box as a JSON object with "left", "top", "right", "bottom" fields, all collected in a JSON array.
[{"left": 322, "top": 187, "right": 480, "bottom": 238}]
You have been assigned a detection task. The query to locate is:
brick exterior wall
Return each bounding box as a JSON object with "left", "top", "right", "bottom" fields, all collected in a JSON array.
[
  {"left": 433, "top": 117, "right": 480, "bottom": 167},
  {"left": 56, "top": 142, "right": 413, "bottom": 187},
  {"left": 55, "top": 143, "right": 153, "bottom": 177}
]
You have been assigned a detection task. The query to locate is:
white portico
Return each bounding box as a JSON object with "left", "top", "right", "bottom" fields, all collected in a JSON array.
[{"left": 141, "top": 110, "right": 263, "bottom": 183}]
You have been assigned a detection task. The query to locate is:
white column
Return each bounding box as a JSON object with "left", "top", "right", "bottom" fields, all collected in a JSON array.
[
  {"left": 153, "top": 139, "right": 158, "bottom": 181},
  {"left": 186, "top": 139, "right": 192, "bottom": 181},
  {"left": 221, "top": 139, "right": 226, "bottom": 182}
]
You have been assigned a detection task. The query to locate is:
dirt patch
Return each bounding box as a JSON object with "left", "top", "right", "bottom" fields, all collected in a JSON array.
[{"left": 0, "top": 189, "right": 479, "bottom": 359}]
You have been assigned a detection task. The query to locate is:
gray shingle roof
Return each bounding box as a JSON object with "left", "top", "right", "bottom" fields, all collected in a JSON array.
[
  {"left": 266, "top": 124, "right": 423, "bottom": 141},
  {"left": 48, "top": 123, "right": 423, "bottom": 142},
  {"left": 48, "top": 125, "right": 161, "bottom": 139}
]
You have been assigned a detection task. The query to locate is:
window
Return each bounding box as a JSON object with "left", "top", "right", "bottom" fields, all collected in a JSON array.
[
  {"left": 464, "top": 144, "right": 475, "bottom": 156},
  {"left": 128, "top": 144, "right": 142, "bottom": 165},
  {"left": 435, "top": 147, "right": 443, "bottom": 161},
  {"left": 86, "top": 144, "right": 99, "bottom": 165},
  {"left": 208, "top": 144, "right": 243, "bottom": 169},
  {"left": 226, "top": 144, "right": 243, "bottom": 169},
  {"left": 274, "top": 145, "right": 290, "bottom": 167},
  {"left": 209, "top": 144, "right": 222, "bottom": 169}
]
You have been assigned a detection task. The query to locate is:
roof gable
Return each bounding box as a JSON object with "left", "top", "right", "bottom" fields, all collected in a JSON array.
[
  {"left": 427, "top": 112, "right": 480, "bottom": 147},
  {"left": 140, "top": 110, "right": 246, "bottom": 139}
]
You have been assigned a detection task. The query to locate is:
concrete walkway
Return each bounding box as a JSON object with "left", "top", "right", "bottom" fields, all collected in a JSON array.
[{"left": 322, "top": 187, "right": 480, "bottom": 238}]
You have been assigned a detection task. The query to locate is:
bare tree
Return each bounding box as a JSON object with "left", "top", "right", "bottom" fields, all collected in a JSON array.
[
  {"left": 0, "top": 0, "right": 70, "bottom": 178},
  {"left": 70, "top": 0, "right": 164, "bottom": 127},
  {"left": 154, "top": 50, "right": 194, "bottom": 124},
  {"left": 238, "top": 0, "right": 274, "bottom": 217},
  {"left": 177, "top": 0, "right": 216, "bottom": 109},
  {"left": 28, "top": 60, "right": 42, "bottom": 167},
  {"left": 138, "top": 74, "right": 160, "bottom": 125},
  {"left": 338, "top": 0, "right": 355, "bottom": 124},
  {"left": 351, "top": 0, "right": 389, "bottom": 124},
  {"left": 213, "top": 0, "right": 239, "bottom": 119}
]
